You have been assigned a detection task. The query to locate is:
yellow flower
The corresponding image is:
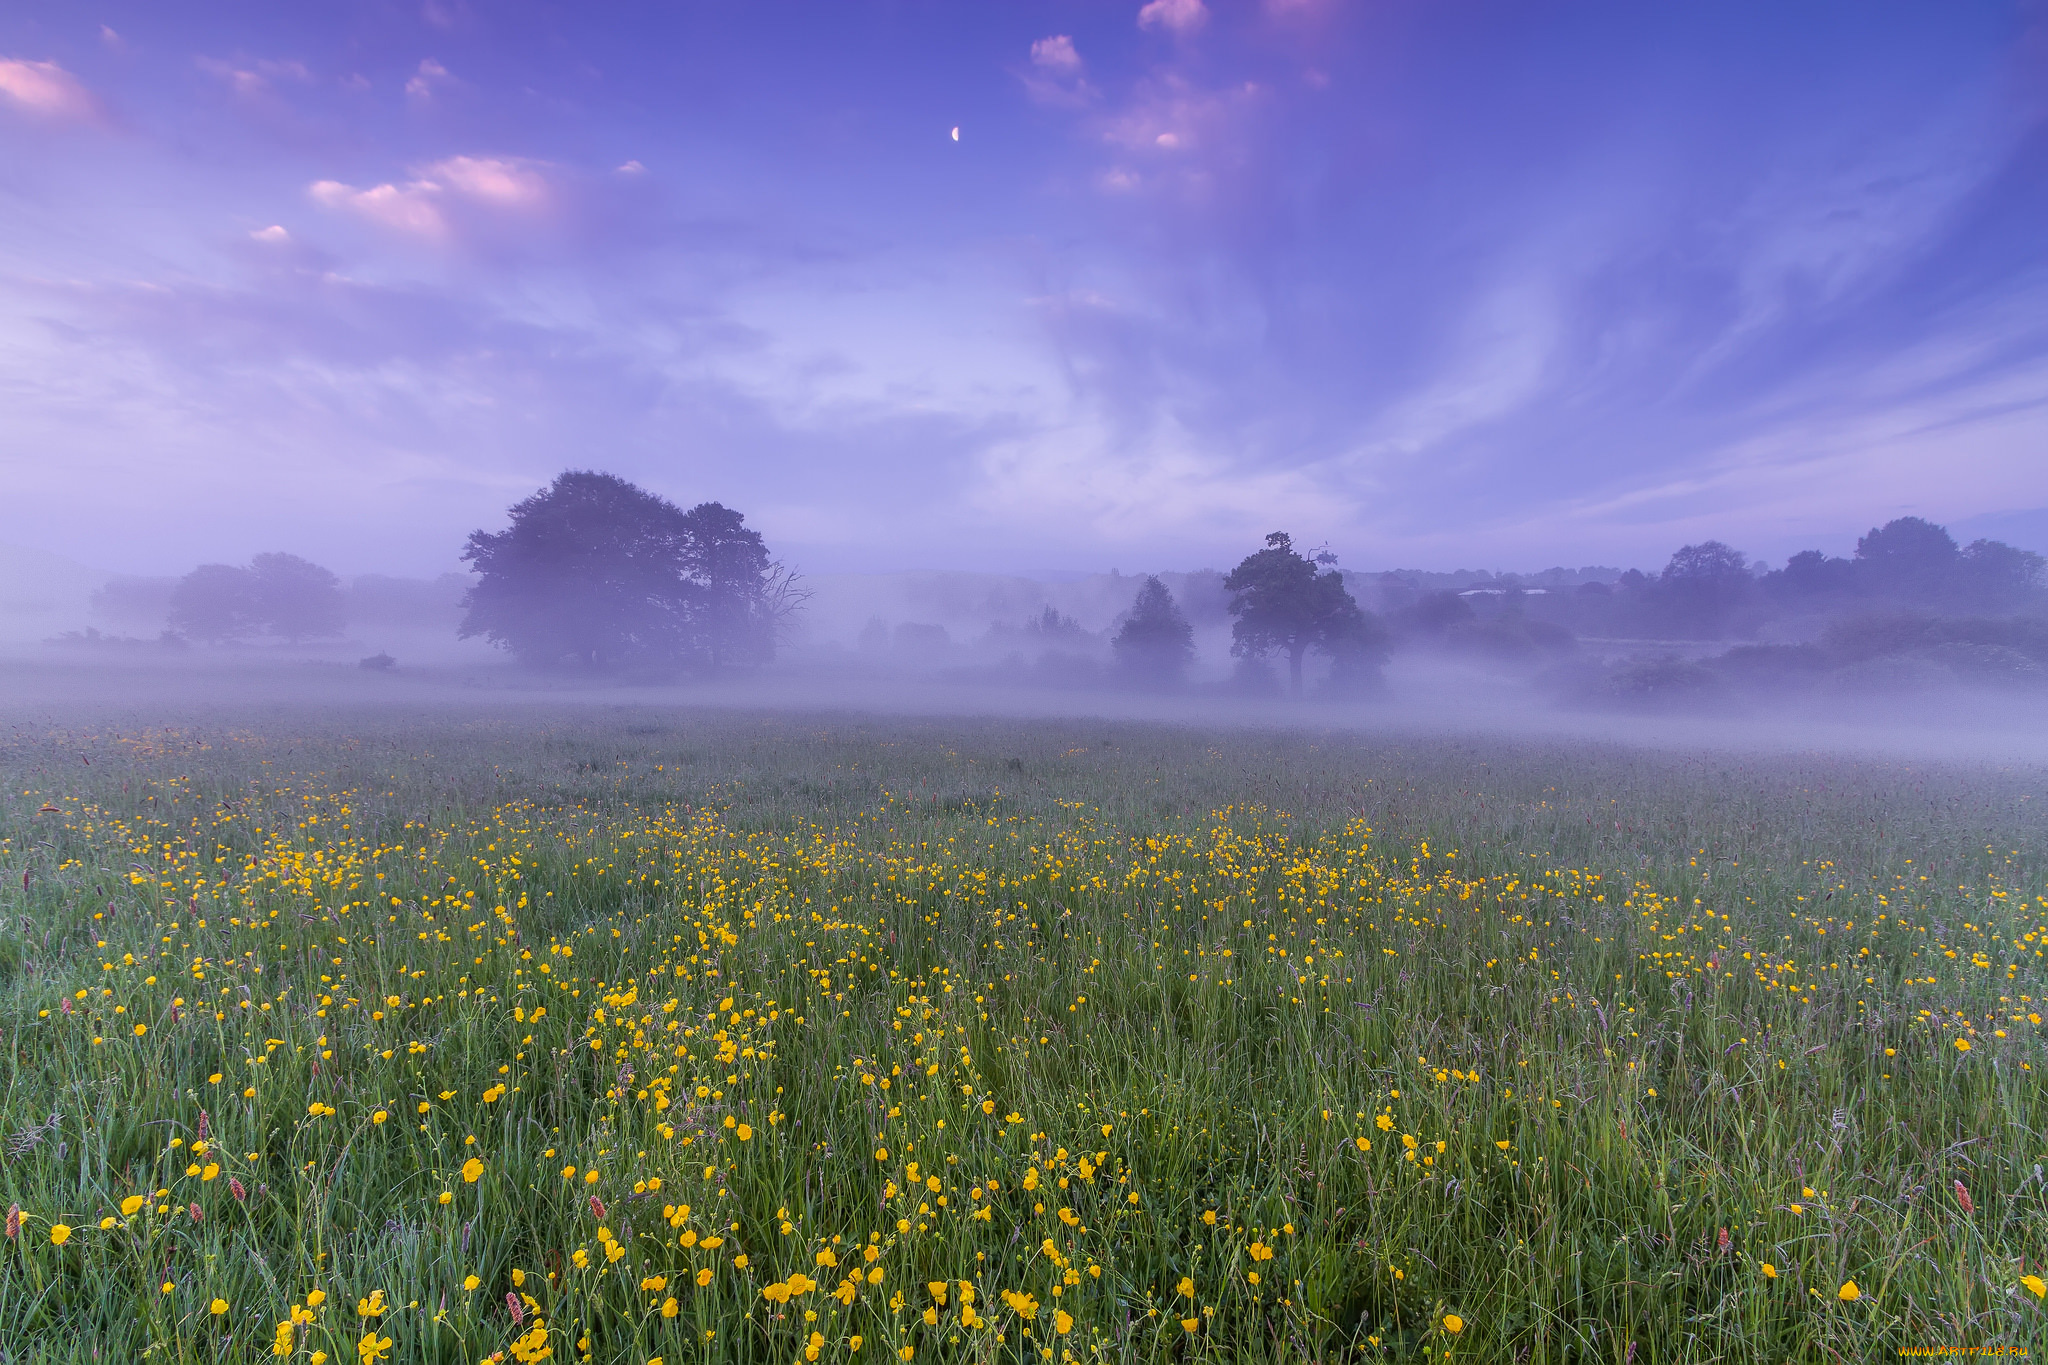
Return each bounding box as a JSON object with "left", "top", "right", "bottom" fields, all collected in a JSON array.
[
  {"left": 464, "top": 1275, "right": 480, "bottom": 1292},
  {"left": 1201, "top": 1210, "right": 1217, "bottom": 1226},
  {"left": 696, "top": 1268, "right": 713, "bottom": 1287},
  {"left": 462, "top": 1158, "right": 484, "bottom": 1183},
  {"left": 1355, "top": 1137, "right": 1370, "bottom": 1151},
  {"left": 121, "top": 1195, "right": 145, "bottom": 1216},
  {"left": 1956, "top": 1038, "right": 1971, "bottom": 1052},
  {"left": 372, "top": 1110, "right": 388, "bottom": 1125},
  {"left": 2023, "top": 1275, "right": 2046, "bottom": 1299},
  {"left": 357, "top": 1289, "right": 386, "bottom": 1318},
  {"left": 572, "top": 1249, "right": 590, "bottom": 1269},
  {"left": 1761, "top": 1263, "right": 1778, "bottom": 1279},
  {"left": 211, "top": 1298, "right": 229, "bottom": 1315},
  {"left": 202, "top": 1164, "right": 220, "bottom": 1182},
  {"left": 1495, "top": 1140, "right": 1511, "bottom": 1151},
  {"left": 134, "top": 1023, "right": 147, "bottom": 1036},
  {"left": 1177, "top": 1277, "right": 1194, "bottom": 1298},
  {"left": 1054, "top": 1310, "right": 1074, "bottom": 1335},
  {"left": 49, "top": 1224, "right": 72, "bottom": 1246},
  {"left": 356, "top": 1332, "right": 392, "bottom": 1364},
  {"left": 1837, "top": 1281, "right": 1861, "bottom": 1302},
  {"left": 512, "top": 1269, "right": 526, "bottom": 1287},
  {"left": 735, "top": 1124, "right": 752, "bottom": 1141},
  {"left": 308, "top": 1290, "right": 327, "bottom": 1308},
  {"left": 662, "top": 1297, "right": 679, "bottom": 1317},
  {"left": 439, "top": 1191, "right": 453, "bottom": 1205},
  {"left": 1180, "top": 1317, "right": 1199, "bottom": 1333},
  {"left": 1443, "top": 1313, "right": 1463, "bottom": 1334},
  {"left": 99, "top": 1217, "right": 115, "bottom": 1230}
]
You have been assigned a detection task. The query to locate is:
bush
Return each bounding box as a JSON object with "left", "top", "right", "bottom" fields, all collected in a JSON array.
[
  {"left": 1710, "top": 644, "right": 1829, "bottom": 690},
  {"left": 1604, "top": 654, "right": 1723, "bottom": 705},
  {"left": 1920, "top": 642, "right": 2044, "bottom": 687},
  {"left": 1823, "top": 655, "right": 1955, "bottom": 695}
]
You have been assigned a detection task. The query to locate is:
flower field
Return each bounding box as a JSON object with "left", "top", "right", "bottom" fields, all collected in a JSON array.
[{"left": 0, "top": 711, "right": 2044, "bottom": 1362}]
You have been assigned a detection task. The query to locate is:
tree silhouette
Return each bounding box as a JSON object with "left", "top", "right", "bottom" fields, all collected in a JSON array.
[
  {"left": 1222, "top": 532, "right": 1373, "bottom": 696},
  {"left": 459, "top": 471, "right": 796, "bottom": 669},
  {"left": 1855, "top": 517, "right": 1958, "bottom": 599},
  {"left": 1654, "top": 540, "right": 1752, "bottom": 639},
  {"left": 249, "top": 552, "right": 345, "bottom": 642},
  {"left": 168, "top": 564, "right": 259, "bottom": 643},
  {"left": 680, "top": 500, "right": 779, "bottom": 668},
  {"left": 1112, "top": 576, "right": 1195, "bottom": 688}
]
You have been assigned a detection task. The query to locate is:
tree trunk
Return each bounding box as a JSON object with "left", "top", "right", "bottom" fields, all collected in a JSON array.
[{"left": 1287, "top": 645, "right": 1306, "bottom": 697}]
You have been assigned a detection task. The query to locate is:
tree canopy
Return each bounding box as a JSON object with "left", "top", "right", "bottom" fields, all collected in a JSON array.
[
  {"left": 1222, "top": 532, "right": 1380, "bottom": 695},
  {"left": 166, "top": 552, "right": 344, "bottom": 643},
  {"left": 459, "top": 470, "right": 796, "bottom": 669},
  {"left": 1654, "top": 540, "right": 1753, "bottom": 639},
  {"left": 1112, "top": 576, "right": 1195, "bottom": 687}
]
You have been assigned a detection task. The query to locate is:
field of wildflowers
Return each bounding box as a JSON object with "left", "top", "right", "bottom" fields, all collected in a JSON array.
[{"left": 0, "top": 709, "right": 2043, "bottom": 1362}]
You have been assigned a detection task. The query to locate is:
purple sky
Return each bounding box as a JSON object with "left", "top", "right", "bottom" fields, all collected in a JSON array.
[{"left": 3, "top": 1, "right": 2046, "bottom": 579}]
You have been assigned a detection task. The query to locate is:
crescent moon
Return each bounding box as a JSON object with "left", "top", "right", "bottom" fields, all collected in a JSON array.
[{"left": 951, "top": 126, "right": 960, "bottom": 141}]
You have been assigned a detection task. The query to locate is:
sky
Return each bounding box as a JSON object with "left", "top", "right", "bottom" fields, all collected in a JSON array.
[{"left": 3, "top": 1, "right": 2046, "bottom": 580}]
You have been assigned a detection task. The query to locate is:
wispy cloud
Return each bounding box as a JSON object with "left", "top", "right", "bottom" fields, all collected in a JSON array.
[{"left": 196, "top": 55, "right": 313, "bottom": 100}]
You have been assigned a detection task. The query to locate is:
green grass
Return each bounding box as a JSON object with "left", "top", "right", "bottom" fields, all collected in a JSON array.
[{"left": 0, "top": 705, "right": 2044, "bottom": 1363}]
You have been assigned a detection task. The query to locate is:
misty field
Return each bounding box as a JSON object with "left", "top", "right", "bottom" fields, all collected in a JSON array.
[{"left": 0, "top": 709, "right": 2044, "bottom": 1363}]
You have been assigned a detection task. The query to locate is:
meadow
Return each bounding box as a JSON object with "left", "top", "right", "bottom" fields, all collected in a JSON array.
[{"left": 0, "top": 704, "right": 2043, "bottom": 1363}]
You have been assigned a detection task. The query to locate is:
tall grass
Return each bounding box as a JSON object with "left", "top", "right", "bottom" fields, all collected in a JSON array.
[{"left": 0, "top": 707, "right": 2043, "bottom": 1362}]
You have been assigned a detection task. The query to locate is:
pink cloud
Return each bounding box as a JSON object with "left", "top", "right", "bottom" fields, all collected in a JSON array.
[
  {"left": 310, "top": 178, "right": 449, "bottom": 239},
  {"left": 1022, "top": 34, "right": 1095, "bottom": 106},
  {"left": 405, "top": 58, "right": 452, "bottom": 100},
  {"left": 430, "top": 155, "right": 549, "bottom": 207},
  {"left": 0, "top": 57, "right": 102, "bottom": 123},
  {"left": 307, "top": 155, "right": 553, "bottom": 242},
  {"left": 1031, "top": 35, "right": 1082, "bottom": 73},
  {"left": 1137, "top": 0, "right": 1208, "bottom": 34}
]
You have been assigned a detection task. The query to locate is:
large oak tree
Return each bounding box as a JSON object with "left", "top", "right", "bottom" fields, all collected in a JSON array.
[
  {"left": 1222, "top": 532, "right": 1380, "bottom": 696},
  {"left": 459, "top": 470, "right": 796, "bottom": 669}
]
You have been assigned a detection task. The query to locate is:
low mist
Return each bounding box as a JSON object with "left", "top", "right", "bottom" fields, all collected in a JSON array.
[{"left": 4, "top": 498, "right": 2045, "bottom": 767}]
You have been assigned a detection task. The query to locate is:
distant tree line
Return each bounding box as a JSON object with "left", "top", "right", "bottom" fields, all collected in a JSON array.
[
  {"left": 1380, "top": 516, "right": 2042, "bottom": 650},
  {"left": 81, "top": 488, "right": 2040, "bottom": 705}
]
